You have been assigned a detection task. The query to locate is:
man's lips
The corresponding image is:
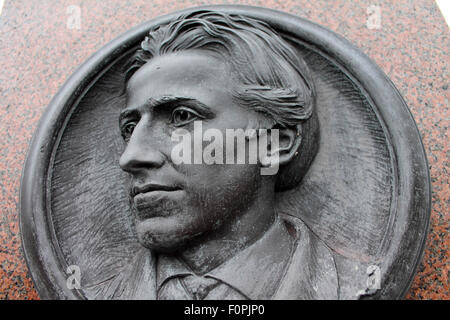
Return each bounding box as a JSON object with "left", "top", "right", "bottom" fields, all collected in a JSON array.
[
  {"left": 131, "top": 183, "right": 184, "bottom": 219},
  {"left": 131, "top": 183, "right": 182, "bottom": 197}
]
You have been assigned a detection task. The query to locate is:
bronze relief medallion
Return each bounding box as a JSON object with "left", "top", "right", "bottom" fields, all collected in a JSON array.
[{"left": 20, "top": 5, "right": 431, "bottom": 300}]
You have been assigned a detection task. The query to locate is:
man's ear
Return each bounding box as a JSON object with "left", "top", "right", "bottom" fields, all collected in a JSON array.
[
  {"left": 260, "top": 124, "right": 302, "bottom": 167},
  {"left": 274, "top": 124, "right": 302, "bottom": 166}
]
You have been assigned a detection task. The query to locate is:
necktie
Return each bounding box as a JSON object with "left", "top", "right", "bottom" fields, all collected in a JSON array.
[{"left": 181, "top": 274, "right": 220, "bottom": 300}]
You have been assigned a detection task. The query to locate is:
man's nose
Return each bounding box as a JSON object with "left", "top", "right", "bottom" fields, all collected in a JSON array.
[{"left": 119, "top": 121, "right": 165, "bottom": 173}]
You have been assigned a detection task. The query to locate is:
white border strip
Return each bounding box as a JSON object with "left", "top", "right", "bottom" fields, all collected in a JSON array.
[
  {"left": 436, "top": 0, "right": 450, "bottom": 27},
  {"left": 0, "top": 0, "right": 5, "bottom": 16}
]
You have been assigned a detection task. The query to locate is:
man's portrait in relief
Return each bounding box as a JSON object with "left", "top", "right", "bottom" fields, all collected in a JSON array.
[{"left": 99, "top": 10, "right": 338, "bottom": 300}]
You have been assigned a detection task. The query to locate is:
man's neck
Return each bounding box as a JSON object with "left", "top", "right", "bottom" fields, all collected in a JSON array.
[{"left": 176, "top": 187, "right": 276, "bottom": 275}]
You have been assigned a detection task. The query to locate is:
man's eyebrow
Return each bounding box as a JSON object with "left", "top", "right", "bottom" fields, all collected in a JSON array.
[
  {"left": 119, "top": 109, "right": 139, "bottom": 123},
  {"left": 119, "top": 96, "right": 178, "bottom": 123},
  {"left": 120, "top": 96, "right": 214, "bottom": 121}
]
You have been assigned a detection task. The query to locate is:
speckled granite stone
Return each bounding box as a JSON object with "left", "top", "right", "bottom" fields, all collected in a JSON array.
[{"left": 0, "top": 0, "right": 447, "bottom": 300}]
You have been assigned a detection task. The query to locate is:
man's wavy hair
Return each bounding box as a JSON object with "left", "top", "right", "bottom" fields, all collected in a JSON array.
[{"left": 125, "top": 10, "right": 319, "bottom": 190}]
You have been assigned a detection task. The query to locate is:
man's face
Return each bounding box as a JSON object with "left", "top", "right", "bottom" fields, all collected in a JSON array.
[{"left": 119, "top": 50, "right": 267, "bottom": 252}]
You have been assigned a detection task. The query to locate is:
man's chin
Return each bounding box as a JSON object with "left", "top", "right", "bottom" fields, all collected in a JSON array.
[{"left": 135, "top": 216, "right": 203, "bottom": 253}]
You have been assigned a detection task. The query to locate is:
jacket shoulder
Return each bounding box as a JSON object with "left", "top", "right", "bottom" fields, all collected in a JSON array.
[{"left": 274, "top": 216, "right": 339, "bottom": 300}]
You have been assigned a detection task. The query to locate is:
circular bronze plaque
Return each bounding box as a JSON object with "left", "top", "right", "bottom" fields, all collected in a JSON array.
[{"left": 20, "top": 5, "right": 430, "bottom": 299}]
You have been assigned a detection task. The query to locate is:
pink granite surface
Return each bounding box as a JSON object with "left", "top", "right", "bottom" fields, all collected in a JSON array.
[{"left": 0, "top": 0, "right": 448, "bottom": 299}]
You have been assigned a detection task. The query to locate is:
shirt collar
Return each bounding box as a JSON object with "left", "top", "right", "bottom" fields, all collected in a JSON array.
[
  {"left": 156, "top": 216, "right": 296, "bottom": 299},
  {"left": 156, "top": 253, "right": 191, "bottom": 292}
]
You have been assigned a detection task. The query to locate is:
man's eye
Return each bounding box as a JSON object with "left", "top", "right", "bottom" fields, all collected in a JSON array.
[
  {"left": 171, "top": 107, "right": 200, "bottom": 126},
  {"left": 121, "top": 122, "right": 137, "bottom": 140}
]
